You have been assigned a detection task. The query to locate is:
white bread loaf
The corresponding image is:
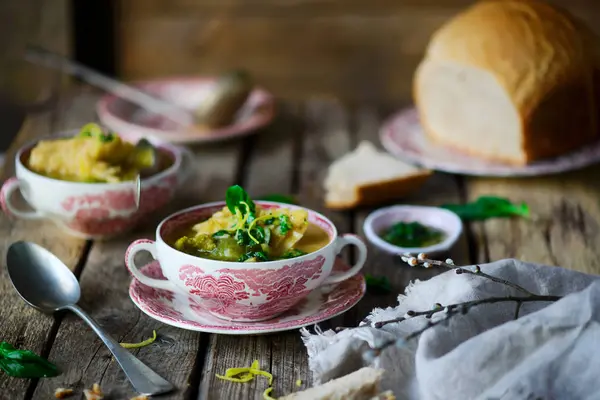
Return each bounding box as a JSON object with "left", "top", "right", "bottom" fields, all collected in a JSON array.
[
  {"left": 414, "top": 0, "right": 600, "bottom": 165},
  {"left": 324, "top": 141, "right": 431, "bottom": 210},
  {"left": 278, "top": 367, "right": 393, "bottom": 400}
]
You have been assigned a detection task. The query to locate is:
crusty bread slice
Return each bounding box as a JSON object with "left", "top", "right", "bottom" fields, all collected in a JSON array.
[
  {"left": 324, "top": 141, "right": 431, "bottom": 210},
  {"left": 279, "top": 367, "right": 388, "bottom": 400}
]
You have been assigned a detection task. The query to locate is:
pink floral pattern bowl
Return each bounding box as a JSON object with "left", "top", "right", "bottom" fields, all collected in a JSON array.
[
  {"left": 125, "top": 202, "right": 368, "bottom": 322},
  {"left": 129, "top": 258, "right": 365, "bottom": 334},
  {"left": 0, "top": 132, "right": 192, "bottom": 239},
  {"left": 97, "top": 77, "right": 276, "bottom": 145}
]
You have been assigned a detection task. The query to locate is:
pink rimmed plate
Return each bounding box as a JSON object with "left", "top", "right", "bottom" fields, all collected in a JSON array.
[
  {"left": 380, "top": 107, "right": 600, "bottom": 177},
  {"left": 97, "top": 77, "right": 275, "bottom": 145},
  {"left": 129, "top": 258, "right": 365, "bottom": 335}
]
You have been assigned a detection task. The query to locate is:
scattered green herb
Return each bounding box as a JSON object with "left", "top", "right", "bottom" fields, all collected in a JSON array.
[
  {"left": 441, "top": 196, "right": 530, "bottom": 221},
  {"left": 252, "top": 226, "right": 267, "bottom": 244},
  {"left": 78, "top": 122, "right": 114, "bottom": 142},
  {"left": 279, "top": 215, "right": 292, "bottom": 234},
  {"left": 98, "top": 132, "right": 114, "bottom": 143},
  {"left": 0, "top": 342, "right": 59, "bottom": 378},
  {"left": 281, "top": 249, "right": 306, "bottom": 259},
  {"left": 235, "top": 230, "right": 250, "bottom": 246},
  {"left": 381, "top": 221, "right": 445, "bottom": 248},
  {"left": 259, "top": 194, "right": 297, "bottom": 205},
  {"left": 264, "top": 217, "right": 275, "bottom": 225},
  {"left": 239, "top": 251, "right": 269, "bottom": 262},
  {"left": 212, "top": 230, "right": 230, "bottom": 238},
  {"left": 364, "top": 274, "right": 392, "bottom": 295},
  {"left": 226, "top": 185, "right": 256, "bottom": 216}
]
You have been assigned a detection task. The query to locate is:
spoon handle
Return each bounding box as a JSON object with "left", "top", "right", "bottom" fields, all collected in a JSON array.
[
  {"left": 24, "top": 45, "right": 192, "bottom": 126},
  {"left": 67, "top": 305, "right": 174, "bottom": 396}
]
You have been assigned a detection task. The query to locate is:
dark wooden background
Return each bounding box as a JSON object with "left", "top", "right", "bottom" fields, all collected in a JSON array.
[
  {"left": 2, "top": 0, "right": 600, "bottom": 111},
  {"left": 114, "top": 0, "right": 600, "bottom": 105}
]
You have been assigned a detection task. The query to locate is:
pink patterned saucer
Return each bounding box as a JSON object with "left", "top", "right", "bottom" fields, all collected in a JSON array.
[
  {"left": 97, "top": 77, "right": 275, "bottom": 145},
  {"left": 129, "top": 258, "right": 365, "bottom": 335},
  {"left": 380, "top": 107, "right": 600, "bottom": 177}
]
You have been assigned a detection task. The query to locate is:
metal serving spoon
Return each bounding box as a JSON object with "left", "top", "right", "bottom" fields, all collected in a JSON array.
[{"left": 5, "top": 241, "right": 174, "bottom": 396}]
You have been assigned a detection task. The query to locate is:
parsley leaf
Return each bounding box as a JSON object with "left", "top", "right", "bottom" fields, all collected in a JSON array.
[{"left": 441, "top": 196, "right": 530, "bottom": 221}]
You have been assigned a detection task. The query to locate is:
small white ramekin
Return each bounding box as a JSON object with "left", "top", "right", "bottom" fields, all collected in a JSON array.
[{"left": 363, "top": 205, "right": 463, "bottom": 256}]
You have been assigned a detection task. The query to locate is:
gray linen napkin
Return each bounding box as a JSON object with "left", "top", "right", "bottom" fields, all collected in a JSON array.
[{"left": 300, "top": 259, "right": 600, "bottom": 400}]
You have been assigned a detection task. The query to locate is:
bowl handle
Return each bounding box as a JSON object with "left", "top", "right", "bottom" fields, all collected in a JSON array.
[
  {"left": 125, "top": 239, "right": 177, "bottom": 291},
  {"left": 0, "top": 177, "right": 45, "bottom": 220},
  {"left": 322, "top": 234, "right": 367, "bottom": 285}
]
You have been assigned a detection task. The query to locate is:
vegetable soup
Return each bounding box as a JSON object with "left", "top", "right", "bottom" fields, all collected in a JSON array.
[{"left": 165, "top": 185, "right": 331, "bottom": 262}]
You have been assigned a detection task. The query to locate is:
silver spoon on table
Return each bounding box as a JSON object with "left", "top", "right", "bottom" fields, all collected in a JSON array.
[{"left": 5, "top": 241, "right": 174, "bottom": 396}]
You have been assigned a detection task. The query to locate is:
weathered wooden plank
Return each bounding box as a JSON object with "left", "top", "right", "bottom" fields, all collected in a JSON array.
[
  {"left": 0, "top": 0, "right": 70, "bottom": 107},
  {"left": 466, "top": 167, "right": 600, "bottom": 275},
  {"left": 348, "top": 106, "right": 472, "bottom": 326},
  {"left": 119, "top": 0, "right": 599, "bottom": 17},
  {"left": 116, "top": 12, "right": 448, "bottom": 105},
  {"left": 0, "top": 98, "right": 90, "bottom": 398},
  {"left": 116, "top": 0, "right": 600, "bottom": 105},
  {"left": 197, "top": 104, "right": 310, "bottom": 400},
  {"left": 33, "top": 88, "right": 243, "bottom": 399}
]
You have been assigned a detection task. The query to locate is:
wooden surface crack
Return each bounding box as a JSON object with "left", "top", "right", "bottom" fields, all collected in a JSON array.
[{"left": 542, "top": 219, "right": 560, "bottom": 267}]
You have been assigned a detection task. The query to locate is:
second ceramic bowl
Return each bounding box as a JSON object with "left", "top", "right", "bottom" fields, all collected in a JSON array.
[
  {"left": 0, "top": 132, "right": 192, "bottom": 239},
  {"left": 363, "top": 205, "right": 463, "bottom": 256}
]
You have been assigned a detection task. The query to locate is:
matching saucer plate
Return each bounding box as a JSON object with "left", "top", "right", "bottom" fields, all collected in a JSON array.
[{"left": 129, "top": 258, "right": 365, "bottom": 335}]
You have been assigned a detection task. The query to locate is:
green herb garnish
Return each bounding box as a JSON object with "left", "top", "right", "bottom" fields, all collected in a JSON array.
[
  {"left": 279, "top": 215, "right": 292, "bottom": 234},
  {"left": 238, "top": 251, "right": 269, "bottom": 262},
  {"left": 251, "top": 226, "right": 268, "bottom": 244},
  {"left": 364, "top": 274, "right": 392, "bottom": 295},
  {"left": 264, "top": 217, "right": 275, "bottom": 225},
  {"left": 235, "top": 229, "right": 251, "bottom": 246},
  {"left": 212, "top": 230, "right": 230, "bottom": 238},
  {"left": 77, "top": 122, "right": 114, "bottom": 142},
  {"left": 176, "top": 185, "right": 306, "bottom": 262},
  {"left": 441, "top": 196, "right": 530, "bottom": 221},
  {"left": 259, "top": 194, "right": 297, "bottom": 205},
  {"left": 381, "top": 221, "right": 444, "bottom": 248},
  {"left": 281, "top": 249, "right": 306, "bottom": 259},
  {"left": 0, "top": 342, "right": 59, "bottom": 378},
  {"left": 98, "top": 132, "right": 114, "bottom": 143},
  {"left": 226, "top": 185, "right": 256, "bottom": 216}
]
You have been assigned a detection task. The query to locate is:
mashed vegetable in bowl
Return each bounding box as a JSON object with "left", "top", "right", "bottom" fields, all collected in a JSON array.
[{"left": 27, "top": 123, "right": 162, "bottom": 183}]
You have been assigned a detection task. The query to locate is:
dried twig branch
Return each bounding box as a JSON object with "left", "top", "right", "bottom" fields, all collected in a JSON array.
[
  {"left": 343, "top": 254, "right": 564, "bottom": 362},
  {"left": 402, "top": 254, "right": 535, "bottom": 296},
  {"left": 364, "top": 294, "right": 561, "bottom": 359}
]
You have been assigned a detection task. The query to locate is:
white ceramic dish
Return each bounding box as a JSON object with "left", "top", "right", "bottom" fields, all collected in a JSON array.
[
  {"left": 380, "top": 107, "right": 600, "bottom": 177},
  {"left": 128, "top": 258, "right": 365, "bottom": 335},
  {"left": 363, "top": 205, "right": 463, "bottom": 256}
]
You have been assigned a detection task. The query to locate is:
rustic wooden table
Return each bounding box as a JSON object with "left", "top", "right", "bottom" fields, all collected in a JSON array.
[{"left": 2, "top": 85, "right": 600, "bottom": 400}]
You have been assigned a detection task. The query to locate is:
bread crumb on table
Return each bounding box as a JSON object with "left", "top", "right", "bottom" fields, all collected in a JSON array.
[
  {"left": 92, "top": 383, "right": 103, "bottom": 395},
  {"left": 83, "top": 390, "right": 103, "bottom": 400},
  {"left": 54, "top": 388, "right": 74, "bottom": 399},
  {"left": 83, "top": 383, "right": 104, "bottom": 400}
]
